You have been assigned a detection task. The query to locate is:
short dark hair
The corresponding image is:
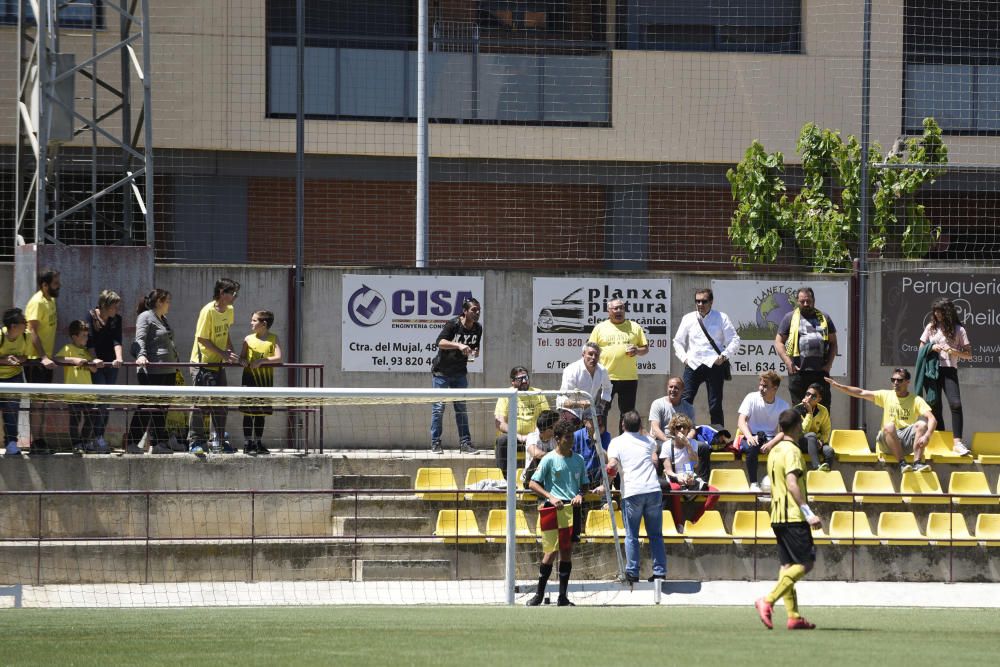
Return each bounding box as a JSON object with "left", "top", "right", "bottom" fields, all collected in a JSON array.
[
  {"left": 553, "top": 419, "right": 577, "bottom": 441},
  {"left": 622, "top": 410, "right": 642, "bottom": 433},
  {"left": 37, "top": 268, "right": 59, "bottom": 289},
  {"left": 808, "top": 382, "right": 825, "bottom": 393},
  {"left": 68, "top": 319, "right": 89, "bottom": 337},
  {"left": 213, "top": 278, "right": 240, "bottom": 300},
  {"left": 779, "top": 408, "right": 803, "bottom": 435},
  {"left": 254, "top": 310, "right": 274, "bottom": 329},
  {"left": 536, "top": 410, "right": 559, "bottom": 432},
  {"left": 509, "top": 366, "right": 528, "bottom": 380},
  {"left": 462, "top": 297, "right": 480, "bottom": 312},
  {"left": 2, "top": 308, "right": 27, "bottom": 329},
  {"left": 695, "top": 288, "right": 713, "bottom": 301},
  {"left": 797, "top": 287, "right": 815, "bottom": 300},
  {"left": 892, "top": 368, "right": 912, "bottom": 381}
]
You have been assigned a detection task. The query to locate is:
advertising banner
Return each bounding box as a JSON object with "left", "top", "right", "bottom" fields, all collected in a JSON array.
[
  {"left": 881, "top": 272, "right": 1000, "bottom": 367},
  {"left": 342, "top": 274, "right": 485, "bottom": 372},
  {"left": 710, "top": 280, "right": 850, "bottom": 376},
  {"left": 532, "top": 277, "right": 671, "bottom": 374}
]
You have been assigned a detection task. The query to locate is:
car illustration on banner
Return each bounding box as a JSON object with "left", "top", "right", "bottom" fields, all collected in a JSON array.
[{"left": 536, "top": 288, "right": 588, "bottom": 333}]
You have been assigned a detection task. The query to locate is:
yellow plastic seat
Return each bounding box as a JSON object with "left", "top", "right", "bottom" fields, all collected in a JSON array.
[
  {"left": 683, "top": 510, "right": 731, "bottom": 544},
  {"left": 924, "top": 431, "right": 971, "bottom": 464},
  {"left": 829, "top": 429, "right": 878, "bottom": 463},
  {"left": 709, "top": 451, "right": 736, "bottom": 462},
  {"left": 660, "top": 512, "right": 684, "bottom": 544},
  {"left": 948, "top": 471, "right": 998, "bottom": 506},
  {"left": 852, "top": 470, "right": 901, "bottom": 504},
  {"left": 415, "top": 467, "right": 460, "bottom": 501},
  {"left": 826, "top": 511, "right": 879, "bottom": 545},
  {"left": 877, "top": 511, "right": 928, "bottom": 546},
  {"left": 731, "top": 510, "right": 776, "bottom": 544},
  {"left": 433, "top": 510, "right": 485, "bottom": 543},
  {"left": 464, "top": 467, "right": 506, "bottom": 501},
  {"left": 485, "top": 509, "right": 534, "bottom": 543},
  {"left": 925, "top": 513, "right": 975, "bottom": 546},
  {"left": 707, "top": 468, "right": 755, "bottom": 502},
  {"left": 972, "top": 432, "right": 1000, "bottom": 464},
  {"left": 806, "top": 469, "right": 848, "bottom": 503},
  {"left": 975, "top": 514, "right": 1000, "bottom": 546},
  {"left": 584, "top": 509, "right": 626, "bottom": 543},
  {"left": 900, "top": 470, "right": 946, "bottom": 504}
]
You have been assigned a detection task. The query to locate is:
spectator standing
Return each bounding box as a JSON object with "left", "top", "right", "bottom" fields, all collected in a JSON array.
[
  {"left": 606, "top": 410, "right": 666, "bottom": 585},
  {"left": 588, "top": 299, "right": 648, "bottom": 432},
  {"left": 125, "top": 290, "right": 180, "bottom": 455},
  {"left": 672, "top": 288, "right": 740, "bottom": 426},
  {"left": 775, "top": 287, "right": 838, "bottom": 408},
  {"left": 24, "top": 268, "right": 60, "bottom": 454},
  {"left": 86, "top": 289, "right": 124, "bottom": 452},
  {"left": 429, "top": 297, "right": 482, "bottom": 454},
  {"left": 648, "top": 376, "right": 708, "bottom": 478},
  {"left": 737, "top": 371, "right": 790, "bottom": 492},
  {"left": 796, "top": 383, "right": 834, "bottom": 471},
  {"left": 0, "top": 308, "right": 30, "bottom": 456},
  {"left": 55, "top": 320, "right": 104, "bottom": 454},
  {"left": 660, "top": 414, "right": 720, "bottom": 534},
  {"left": 556, "top": 342, "right": 611, "bottom": 423},
  {"left": 918, "top": 297, "right": 972, "bottom": 454},
  {"left": 188, "top": 278, "right": 241, "bottom": 454},
  {"left": 494, "top": 366, "right": 550, "bottom": 476},
  {"left": 239, "top": 310, "right": 282, "bottom": 456}
]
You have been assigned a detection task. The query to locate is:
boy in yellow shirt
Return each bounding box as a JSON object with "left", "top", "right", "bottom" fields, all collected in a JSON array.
[
  {"left": 239, "top": 310, "right": 282, "bottom": 455},
  {"left": 55, "top": 320, "right": 105, "bottom": 454},
  {"left": 1, "top": 308, "right": 31, "bottom": 455}
]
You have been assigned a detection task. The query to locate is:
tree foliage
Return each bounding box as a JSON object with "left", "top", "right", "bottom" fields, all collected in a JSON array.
[{"left": 726, "top": 118, "right": 948, "bottom": 272}]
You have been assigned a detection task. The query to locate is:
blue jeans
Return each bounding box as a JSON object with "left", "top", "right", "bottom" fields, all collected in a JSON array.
[
  {"left": 623, "top": 490, "right": 667, "bottom": 578},
  {"left": 430, "top": 373, "right": 470, "bottom": 446},
  {"left": 90, "top": 365, "right": 119, "bottom": 438}
]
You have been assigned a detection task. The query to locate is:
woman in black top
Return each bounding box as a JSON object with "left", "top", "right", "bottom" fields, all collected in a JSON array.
[{"left": 86, "top": 290, "right": 124, "bottom": 453}]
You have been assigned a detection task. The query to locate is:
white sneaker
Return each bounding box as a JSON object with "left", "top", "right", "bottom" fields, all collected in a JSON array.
[
  {"left": 749, "top": 482, "right": 762, "bottom": 493},
  {"left": 953, "top": 441, "right": 972, "bottom": 456}
]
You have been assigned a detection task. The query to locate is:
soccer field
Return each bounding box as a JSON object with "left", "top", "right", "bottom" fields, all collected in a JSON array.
[{"left": 1, "top": 605, "right": 995, "bottom": 666}]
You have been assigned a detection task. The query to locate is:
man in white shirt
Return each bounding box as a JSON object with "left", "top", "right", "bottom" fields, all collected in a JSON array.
[
  {"left": 606, "top": 410, "right": 666, "bottom": 585},
  {"left": 557, "top": 342, "right": 612, "bottom": 422},
  {"left": 737, "top": 371, "right": 790, "bottom": 492},
  {"left": 672, "top": 288, "right": 740, "bottom": 426}
]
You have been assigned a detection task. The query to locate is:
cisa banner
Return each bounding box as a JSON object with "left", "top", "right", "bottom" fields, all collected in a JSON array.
[
  {"left": 341, "top": 274, "right": 485, "bottom": 372},
  {"left": 710, "top": 280, "right": 850, "bottom": 376}
]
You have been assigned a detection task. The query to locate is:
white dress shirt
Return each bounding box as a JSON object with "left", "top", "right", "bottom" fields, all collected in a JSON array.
[
  {"left": 557, "top": 357, "right": 612, "bottom": 413},
  {"left": 672, "top": 309, "right": 741, "bottom": 370}
]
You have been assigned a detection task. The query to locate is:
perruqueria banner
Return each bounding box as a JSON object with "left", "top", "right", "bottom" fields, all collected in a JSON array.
[{"left": 882, "top": 272, "right": 1000, "bottom": 368}]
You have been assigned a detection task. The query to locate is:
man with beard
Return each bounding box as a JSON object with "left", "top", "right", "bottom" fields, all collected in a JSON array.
[
  {"left": 588, "top": 299, "right": 648, "bottom": 432},
  {"left": 775, "top": 287, "right": 837, "bottom": 408},
  {"left": 24, "top": 268, "right": 60, "bottom": 454}
]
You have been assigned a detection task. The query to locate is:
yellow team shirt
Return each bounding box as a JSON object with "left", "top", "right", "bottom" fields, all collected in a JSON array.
[
  {"left": 801, "top": 403, "right": 831, "bottom": 443},
  {"left": 243, "top": 333, "right": 278, "bottom": 387},
  {"left": 190, "top": 302, "right": 235, "bottom": 368},
  {"left": 588, "top": 319, "right": 648, "bottom": 381},
  {"left": 767, "top": 439, "right": 808, "bottom": 524},
  {"left": 873, "top": 390, "right": 932, "bottom": 429},
  {"left": 0, "top": 327, "right": 31, "bottom": 380},
  {"left": 25, "top": 290, "right": 57, "bottom": 358},
  {"left": 494, "top": 389, "right": 551, "bottom": 437},
  {"left": 56, "top": 343, "right": 94, "bottom": 385}
]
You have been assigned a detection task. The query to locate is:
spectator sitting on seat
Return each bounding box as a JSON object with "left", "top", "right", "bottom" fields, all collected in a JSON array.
[
  {"left": 795, "top": 383, "right": 835, "bottom": 471},
  {"left": 573, "top": 413, "right": 611, "bottom": 495},
  {"left": 659, "top": 414, "right": 720, "bottom": 534},
  {"left": 649, "top": 375, "right": 710, "bottom": 478},
  {"left": 737, "top": 370, "right": 790, "bottom": 492},
  {"left": 521, "top": 410, "right": 560, "bottom": 489},
  {"left": 494, "top": 366, "right": 550, "bottom": 477},
  {"left": 557, "top": 342, "right": 611, "bottom": 424}
]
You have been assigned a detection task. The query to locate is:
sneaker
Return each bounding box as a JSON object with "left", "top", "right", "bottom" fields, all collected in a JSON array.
[
  {"left": 953, "top": 441, "right": 972, "bottom": 456},
  {"left": 912, "top": 460, "right": 932, "bottom": 473},
  {"left": 749, "top": 482, "right": 762, "bottom": 493},
  {"left": 208, "top": 437, "right": 222, "bottom": 454},
  {"left": 30, "top": 439, "right": 53, "bottom": 456},
  {"left": 525, "top": 594, "right": 544, "bottom": 607},
  {"left": 430, "top": 442, "right": 443, "bottom": 454},
  {"left": 556, "top": 597, "right": 575, "bottom": 607},
  {"left": 94, "top": 436, "right": 111, "bottom": 454},
  {"left": 72, "top": 442, "right": 86, "bottom": 456},
  {"left": 168, "top": 434, "right": 188, "bottom": 452},
  {"left": 647, "top": 574, "right": 665, "bottom": 582},
  {"left": 676, "top": 523, "right": 685, "bottom": 535},
  {"left": 255, "top": 441, "right": 271, "bottom": 455},
  {"left": 459, "top": 442, "right": 478, "bottom": 454},
  {"left": 624, "top": 573, "right": 639, "bottom": 585},
  {"left": 787, "top": 616, "right": 816, "bottom": 630},
  {"left": 125, "top": 443, "right": 145, "bottom": 455},
  {"left": 83, "top": 441, "right": 99, "bottom": 453},
  {"left": 221, "top": 442, "right": 238, "bottom": 454},
  {"left": 5, "top": 441, "right": 22, "bottom": 456},
  {"left": 151, "top": 444, "right": 173, "bottom": 455},
  {"left": 189, "top": 443, "right": 206, "bottom": 458},
  {"left": 899, "top": 462, "right": 913, "bottom": 474},
  {"left": 754, "top": 597, "right": 774, "bottom": 630},
  {"left": 243, "top": 442, "right": 258, "bottom": 456},
  {"left": 817, "top": 462, "right": 831, "bottom": 472}
]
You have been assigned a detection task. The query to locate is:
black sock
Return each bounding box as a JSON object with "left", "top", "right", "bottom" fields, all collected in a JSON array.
[
  {"left": 535, "top": 562, "right": 553, "bottom": 598},
  {"left": 558, "top": 561, "right": 572, "bottom": 599}
]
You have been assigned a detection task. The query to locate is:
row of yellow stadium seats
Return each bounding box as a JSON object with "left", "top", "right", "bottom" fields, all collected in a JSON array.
[
  {"left": 826, "top": 430, "right": 1000, "bottom": 464},
  {"left": 710, "top": 468, "right": 1000, "bottom": 504},
  {"left": 432, "top": 509, "right": 1000, "bottom": 546},
  {"left": 416, "top": 467, "right": 612, "bottom": 501}
]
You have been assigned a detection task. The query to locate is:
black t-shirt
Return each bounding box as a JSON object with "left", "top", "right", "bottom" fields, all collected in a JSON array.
[
  {"left": 86, "top": 312, "right": 123, "bottom": 362},
  {"left": 431, "top": 317, "right": 482, "bottom": 377}
]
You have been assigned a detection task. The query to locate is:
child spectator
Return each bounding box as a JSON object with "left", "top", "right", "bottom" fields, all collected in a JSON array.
[
  {"left": 1, "top": 308, "right": 31, "bottom": 455},
  {"left": 239, "top": 310, "right": 282, "bottom": 456},
  {"left": 55, "top": 320, "right": 105, "bottom": 454}
]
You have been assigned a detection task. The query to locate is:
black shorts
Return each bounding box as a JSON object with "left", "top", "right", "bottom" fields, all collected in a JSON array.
[
  {"left": 772, "top": 522, "right": 816, "bottom": 566},
  {"left": 24, "top": 365, "right": 53, "bottom": 384}
]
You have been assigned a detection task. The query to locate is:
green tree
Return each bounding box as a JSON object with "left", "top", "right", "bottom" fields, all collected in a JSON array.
[{"left": 726, "top": 118, "right": 948, "bottom": 271}]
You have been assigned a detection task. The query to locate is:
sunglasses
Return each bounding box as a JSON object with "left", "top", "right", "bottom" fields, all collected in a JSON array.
[
  {"left": 804, "top": 392, "right": 819, "bottom": 399},
  {"left": 695, "top": 299, "right": 711, "bottom": 304},
  {"left": 513, "top": 375, "right": 529, "bottom": 382},
  {"left": 890, "top": 377, "right": 906, "bottom": 384}
]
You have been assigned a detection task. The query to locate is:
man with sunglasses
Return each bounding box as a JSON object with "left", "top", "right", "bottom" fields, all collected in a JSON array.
[
  {"left": 673, "top": 288, "right": 740, "bottom": 426},
  {"left": 795, "top": 382, "right": 835, "bottom": 471},
  {"left": 826, "top": 370, "right": 935, "bottom": 473},
  {"left": 494, "top": 366, "right": 550, "bottom": 476}
]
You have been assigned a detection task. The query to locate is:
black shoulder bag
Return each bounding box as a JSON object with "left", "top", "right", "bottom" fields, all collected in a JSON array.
[{"left": 697, "top": 317, "right": 732, "bottom": 381}]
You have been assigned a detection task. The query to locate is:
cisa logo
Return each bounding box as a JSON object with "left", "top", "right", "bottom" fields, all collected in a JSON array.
[{"left": 347, "top": 284, "right": 387, "bottom": 327}]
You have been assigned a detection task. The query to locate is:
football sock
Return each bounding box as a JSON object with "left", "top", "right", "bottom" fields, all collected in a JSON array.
[
  {"left": 535, "top": 562, "right": 553, "bottom": 599},
  {"left": 558, "top": 561, "right": 572, "bottom": 599},
  {"left": 782, "top": 586, "right": 800, "bottom": 619},
  {"left": 765, "top": 563, "right": 806, "bottom": 604}
]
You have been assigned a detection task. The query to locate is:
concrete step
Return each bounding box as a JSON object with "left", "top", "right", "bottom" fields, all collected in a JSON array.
[
  {"left": 342, "top": 516, "right": 432, "bottom": 537},
  {"left": 333, "top": 474, "right": 411, "bottom": 490},
  {"left": 355, "top": 559, "right": 452, "bottom": 581}
]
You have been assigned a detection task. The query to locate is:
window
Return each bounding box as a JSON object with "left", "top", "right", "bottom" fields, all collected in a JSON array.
[
  {"left": 1, "top": 0, "right": 104, "bottom": 28},
  {"left": 618, "top": 0, "right": 801, "bottom": 53}
]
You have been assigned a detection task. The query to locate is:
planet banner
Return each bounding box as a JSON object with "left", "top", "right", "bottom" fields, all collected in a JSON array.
[{"left": 709, "top": 280, "right": 850, "bottom": 376}]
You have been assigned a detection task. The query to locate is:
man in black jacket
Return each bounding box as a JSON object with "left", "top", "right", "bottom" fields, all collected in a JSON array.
[{"left": 429, "top": 297, "right": 482, "bottom": 454}]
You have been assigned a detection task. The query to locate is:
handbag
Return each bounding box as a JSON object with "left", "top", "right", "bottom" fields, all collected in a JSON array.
[{"left": 696, "top": 316, "right": 732, "bottom": 381}]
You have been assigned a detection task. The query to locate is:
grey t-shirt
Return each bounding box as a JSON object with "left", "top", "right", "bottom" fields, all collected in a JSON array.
[{"left": 648, "top": 397, "right": 695, "bottom": 442}]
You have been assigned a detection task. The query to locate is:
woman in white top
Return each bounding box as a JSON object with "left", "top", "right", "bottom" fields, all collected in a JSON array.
[
  {"left": 659, "top": 414, "right": 719, "bottom": 534},
  {"left": 919, "top": 298, "right": 972, "bottom": 454}
]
